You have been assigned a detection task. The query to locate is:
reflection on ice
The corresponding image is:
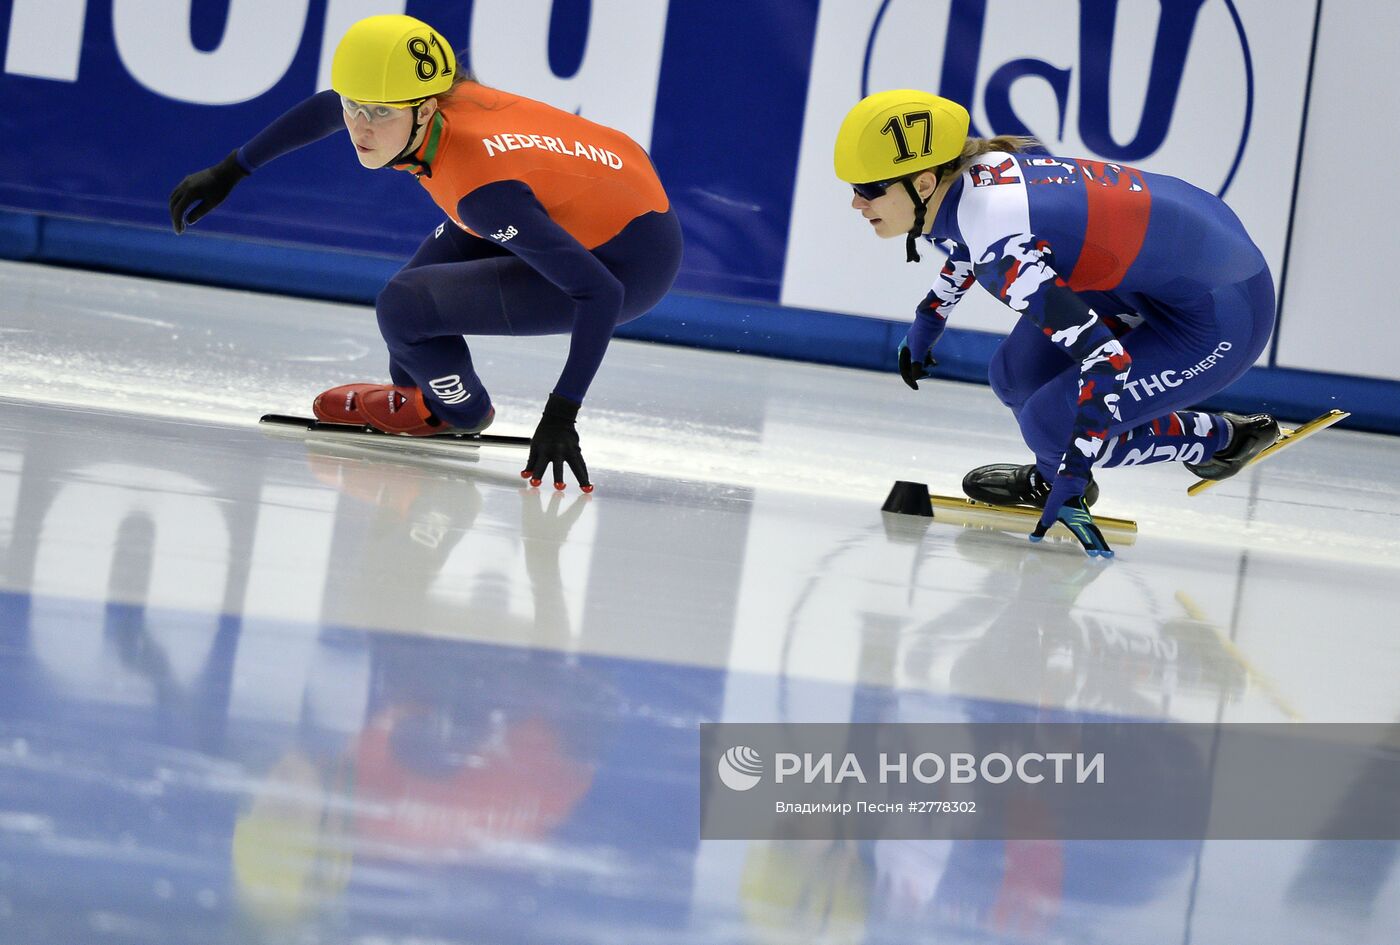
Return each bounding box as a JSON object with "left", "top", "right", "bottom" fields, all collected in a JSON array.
[{"left": 0, "top": 261, "right": 1397, "bottom": 942}]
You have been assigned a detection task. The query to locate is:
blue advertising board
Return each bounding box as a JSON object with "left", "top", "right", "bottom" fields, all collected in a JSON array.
[
  {"left": 0, "top": 0, "right": 817, "bottom": 300},
  {"left": 2, "top": 0, "right": 1397, "bottom": 430}
]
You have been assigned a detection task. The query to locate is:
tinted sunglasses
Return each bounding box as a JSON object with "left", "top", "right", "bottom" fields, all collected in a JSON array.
[{"left": 852, "top": 178, "right": 900, "bottom": 201}]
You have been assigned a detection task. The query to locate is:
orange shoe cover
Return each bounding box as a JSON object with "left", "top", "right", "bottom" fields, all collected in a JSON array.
[
  {"left": 313, "top": 383, "right": 442, "bottom": 436},
  {"left": 313, "top": 383, "right": 380, "bottom": 425}
]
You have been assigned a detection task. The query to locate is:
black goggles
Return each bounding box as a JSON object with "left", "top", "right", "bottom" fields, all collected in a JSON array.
[{"left": 851, "top": 178, "right": 900, "bottom": 201}]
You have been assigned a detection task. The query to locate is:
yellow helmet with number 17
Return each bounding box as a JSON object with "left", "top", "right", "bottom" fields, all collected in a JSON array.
[
  {"left": 834, "top": 90, "right": 970, "bottom": 262},
  {"left": 331, "top": 14, "right": 456, "bottom": 106},
  {"left": 833, "top": 90, "right": 970, "bottom": 184}
]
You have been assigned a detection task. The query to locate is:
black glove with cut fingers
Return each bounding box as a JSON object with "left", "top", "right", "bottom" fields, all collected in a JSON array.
[
  {"left": 898, "top": 338, "right": 939, "bottom": 390},
  {"left": 521, "top": 393, "right": 593, "bottom": 492},
  {"left": 169, "top": 151, "right": 249, "bottom": 234}
]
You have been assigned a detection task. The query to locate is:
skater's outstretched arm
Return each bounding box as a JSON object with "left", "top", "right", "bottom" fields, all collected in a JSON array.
[
  {"left": 169, "top": 90, "right": 345, "bottom": 233},
  {"left": 237, "top": 89, "right": 345, "bottom": 171}
]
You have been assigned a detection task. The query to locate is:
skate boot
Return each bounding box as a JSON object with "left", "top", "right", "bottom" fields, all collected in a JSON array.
[
  {"left": 1183, "top": 412, "right": 1279, "bottom": 481},
  {"left": 962, "top": 463, "right": 1100, "bottom": 509},
  {"left": 313, "top": 383, "right": 494, "bottom": 436}
]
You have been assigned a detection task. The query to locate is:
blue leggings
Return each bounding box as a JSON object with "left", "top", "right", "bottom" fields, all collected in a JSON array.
[
  {"left": 988, "top": 270, "right": 1276, "bottom": 478},
  {"left": 379, "top": 208, "right": 683, "bottom": 425}
]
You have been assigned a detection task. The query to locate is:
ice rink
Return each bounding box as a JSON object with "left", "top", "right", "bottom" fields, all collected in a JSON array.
[{"left": 1, "top": 258, "right": 1398, "bottom": 944}]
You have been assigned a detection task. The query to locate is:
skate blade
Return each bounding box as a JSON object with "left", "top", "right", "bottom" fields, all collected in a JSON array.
[
  {"left": 1186, "top": 408, "right": 1349, "bottom": 497},
  {"left": 930, "top": 493, "right": 1138, "bottom": 544},
  {"left": 259, "top": 414, "right": 531, "bottom": 448}
]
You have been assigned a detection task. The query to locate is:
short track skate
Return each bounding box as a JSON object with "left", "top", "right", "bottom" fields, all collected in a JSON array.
[
  {"left": 259, "top": 414, "right": 531, "bottom": 449},
  {"left": 1186, "top": 409, "right": 1348, "bottom": 496},
  {"left": 881, "top": 480, "right": 1137, "bottom": 546},
  {"left": 929, "top": 493, "right": 1138, "bottom": 544}
]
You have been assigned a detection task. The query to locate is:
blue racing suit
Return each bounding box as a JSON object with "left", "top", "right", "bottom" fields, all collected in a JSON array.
[{"left": 904, "top": 153, "right": 1274, "bottom": 522}]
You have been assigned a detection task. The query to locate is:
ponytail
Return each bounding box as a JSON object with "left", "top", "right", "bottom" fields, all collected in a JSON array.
[{"left": 935, "top": 134, "right": 1041, "bottom": 182}]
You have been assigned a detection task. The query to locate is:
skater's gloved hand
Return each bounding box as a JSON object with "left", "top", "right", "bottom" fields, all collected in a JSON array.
[
  {"left": 169, "top": 151, "right": 249, "bottom": 234},
  {"left": 1031, "top": 474, "right": 1113, "bottom": 558},
  {"left": 898, "top": 338, "right": 938, "bottom": 390},
  {"left": 522, "top": 393, "right": 593, "bottom": 492}
]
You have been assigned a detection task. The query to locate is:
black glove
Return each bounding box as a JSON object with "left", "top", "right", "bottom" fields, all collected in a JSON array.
[
  {"left": 521, "top": 393, "right": 592, "bottom": 492},
  {"left": 898, "top": 338, "right": 938, "bottom": 390},
  {"left": 169, "top": 150, "right": 249, "bottom": 234}
]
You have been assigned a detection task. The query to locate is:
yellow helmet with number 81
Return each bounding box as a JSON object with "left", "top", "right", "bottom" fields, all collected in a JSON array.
[
  {"left": 833, "top": 89, "right": 970, "bottom": 184},
  {"left": 331, "top": 14, "right": 456, "bottom": 106}
]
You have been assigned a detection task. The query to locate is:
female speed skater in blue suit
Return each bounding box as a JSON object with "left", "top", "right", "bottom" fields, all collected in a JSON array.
[{"left": 834, "top": 90, "right": 1281, "bottom": 557}]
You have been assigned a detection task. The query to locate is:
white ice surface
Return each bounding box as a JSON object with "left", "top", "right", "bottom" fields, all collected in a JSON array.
[
  {"left": 2, "top": 260, "right": 1399, "bottom": 724},
  {"left": 3, "top": 260, "right": 1400, "bottom": 945}
]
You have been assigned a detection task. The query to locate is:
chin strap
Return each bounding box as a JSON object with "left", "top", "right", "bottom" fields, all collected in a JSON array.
[
  {"left": 900, "top": 177, "right": 931, "bottom": 263},
  {"left": 388, "top": 103, "right": 426, "bottom": 168}
]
